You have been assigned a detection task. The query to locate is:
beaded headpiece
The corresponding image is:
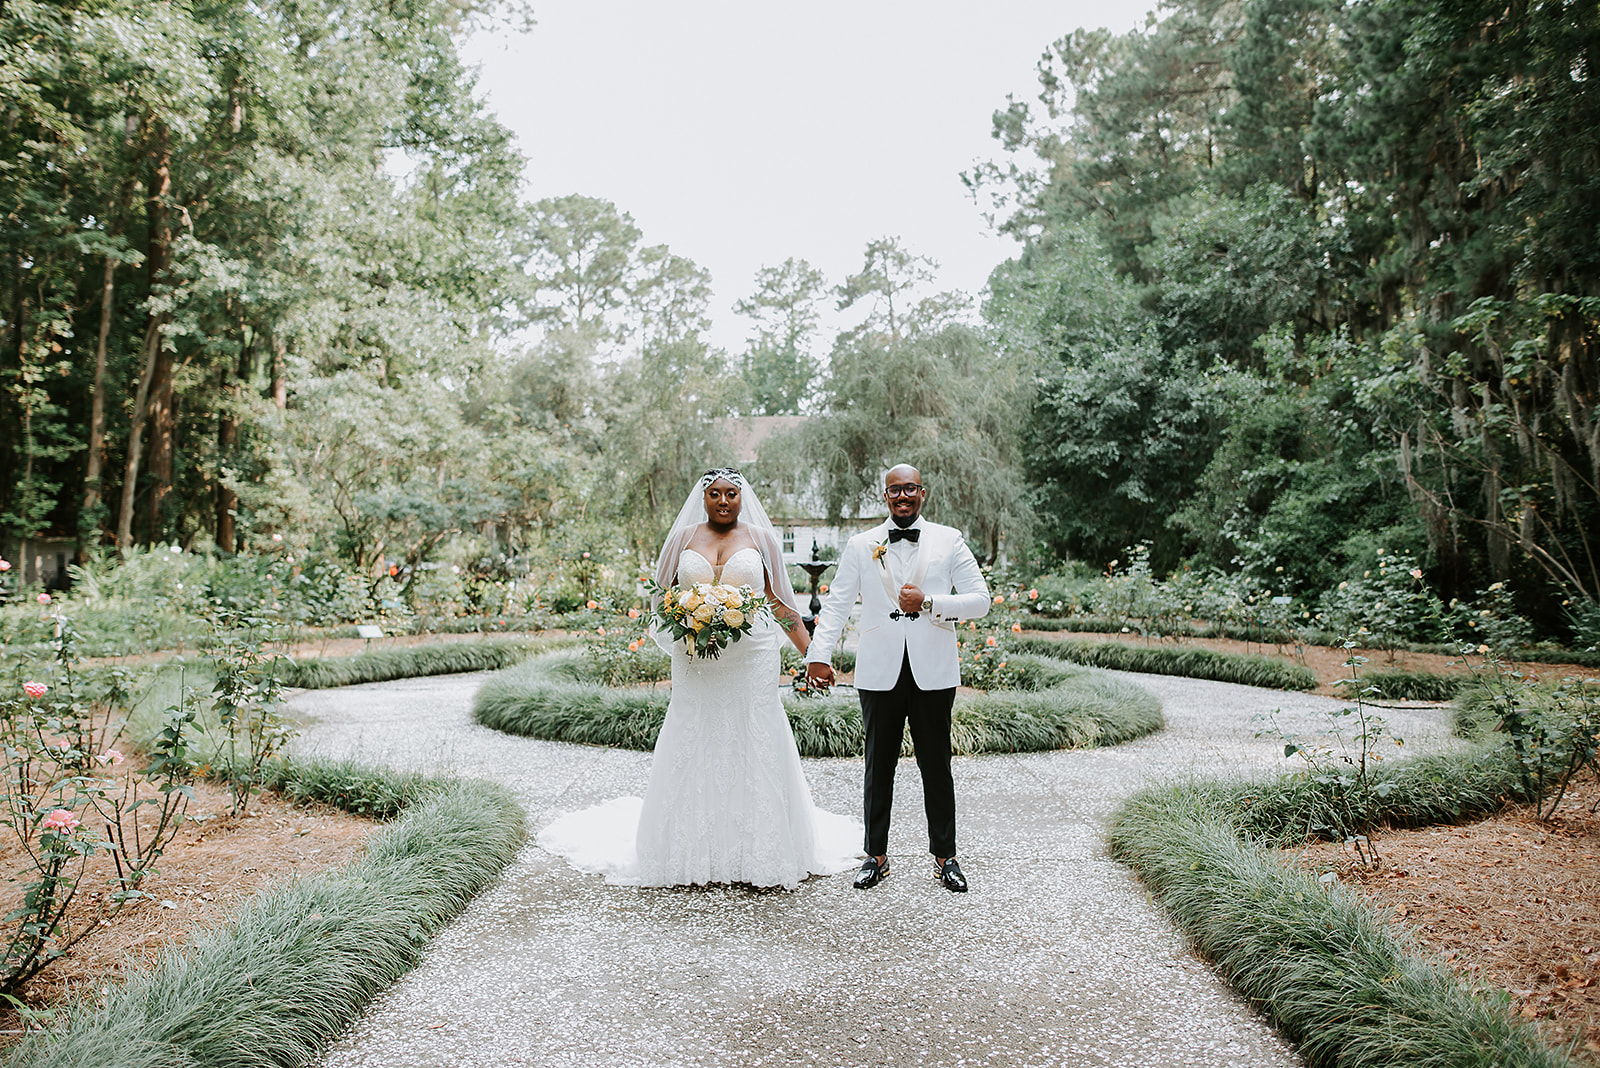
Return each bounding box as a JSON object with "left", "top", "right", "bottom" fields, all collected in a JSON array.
[{"left": 698, "top": 467, "right": 745, "bottom": 489}]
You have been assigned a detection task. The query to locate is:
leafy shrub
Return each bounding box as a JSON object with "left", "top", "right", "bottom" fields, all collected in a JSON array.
[
  {"left": 1454, "top": 655, "right": 1599, "bottom": 819},
  {"left": 1316, "top": 548, "right": 1448, "bottom": 649}
]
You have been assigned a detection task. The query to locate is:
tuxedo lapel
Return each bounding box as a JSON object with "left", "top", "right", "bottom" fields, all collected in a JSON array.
[{"left": 869, "top": 524, "right": 900, "bottom": 603}]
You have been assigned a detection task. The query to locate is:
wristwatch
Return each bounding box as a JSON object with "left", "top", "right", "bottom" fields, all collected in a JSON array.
[{"left": 921, "top": 596, "right": 934, "bottom": 614}]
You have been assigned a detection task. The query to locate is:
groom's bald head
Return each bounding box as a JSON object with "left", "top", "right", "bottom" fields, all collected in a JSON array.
[{"left": 886, "top": 463, "right": 921, "bottom": 485}]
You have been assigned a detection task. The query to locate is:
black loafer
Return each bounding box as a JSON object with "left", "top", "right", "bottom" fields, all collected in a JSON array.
[
  {"left": 853, "top": 856, "right": 889, "bottom": 889},
  {"left": 936, "top": 857, "right": 968, "bottom": 893}
]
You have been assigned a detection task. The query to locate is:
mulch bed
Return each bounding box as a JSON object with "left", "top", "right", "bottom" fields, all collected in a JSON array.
[{"left": 1291, "top": 778, "right": 1600, "bottom": 1062}]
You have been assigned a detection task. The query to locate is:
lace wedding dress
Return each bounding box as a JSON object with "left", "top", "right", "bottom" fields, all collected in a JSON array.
[{"left": 536, "top": 547, "right": 860, "bottom": 889}]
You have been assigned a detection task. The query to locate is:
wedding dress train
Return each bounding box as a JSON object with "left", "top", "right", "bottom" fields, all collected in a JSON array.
[{"left": 536, "top": 547, "right": 860, "bottom": 889}]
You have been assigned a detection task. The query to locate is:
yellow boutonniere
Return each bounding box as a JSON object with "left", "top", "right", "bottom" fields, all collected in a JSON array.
[{"left": 871, "top": 543, "right": 888, "bottom": 562}]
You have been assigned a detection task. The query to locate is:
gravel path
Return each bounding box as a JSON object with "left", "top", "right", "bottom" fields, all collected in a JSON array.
[{"left": 289, "top": 670, "right": 1459, "bottom": 1068}]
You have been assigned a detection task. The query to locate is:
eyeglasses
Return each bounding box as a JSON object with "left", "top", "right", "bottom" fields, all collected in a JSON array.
[{"left": 884, "top": 484, "right": 923, "bottom": 498}]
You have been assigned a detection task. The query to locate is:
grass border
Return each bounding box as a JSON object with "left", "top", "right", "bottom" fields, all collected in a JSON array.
[
  {"left": 1108, "top": 747, "right": 1568, "bottom": 1068},
  {"left": 6, "top": 757, "right": 525, "bottom": 1068},
  {"left": 282, "top": 637, "right": 543, "bottom": 689},
  {"left": 1013, "top": 635, "right": 1319, "bottom": 691},
  {"left": 1018, "top": 615, "right": 1600, "bottom": 669},
  {"left": 472, "top": 649, "right": 1164, "bottom": 757}
]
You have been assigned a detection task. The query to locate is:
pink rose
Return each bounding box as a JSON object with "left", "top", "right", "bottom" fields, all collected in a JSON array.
[
  {"left": 1028, "top": 588, "right": 1038, "bottom": 600},
  {"left": 23, "top": 681, "right": 47, "bottom": 699},
  {"left": 98, "top": 749, "right": 126, "bottom": 767},
  {"left": 586, "top": 600, "right": 598, "bottom": 610},
  {"left": 627, "top": 608, "right": 640, "bottom": 620},
  {"left": 37, "top": 592, "right": 51, "bottom": 605},
  {"left": 40, "top": 809, "right": 80, "bottom": 834},
  {"left": 0, "top": 559, "right": 10, "bottom": 571}
]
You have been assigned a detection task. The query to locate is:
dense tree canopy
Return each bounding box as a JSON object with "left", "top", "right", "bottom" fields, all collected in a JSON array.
[
  {"left": 974, "top": 0, "right": 1600, "bottom": 627},
  {"left": 6, "top": 0, "right": 1596, "bottom": 638}
]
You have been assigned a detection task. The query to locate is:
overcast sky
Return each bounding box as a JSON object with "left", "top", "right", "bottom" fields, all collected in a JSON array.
[{"left": 461, "top": 1, "right": 1152, "bottom": 354}]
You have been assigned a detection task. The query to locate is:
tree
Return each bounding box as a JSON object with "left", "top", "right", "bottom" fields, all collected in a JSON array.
[
  {"left": 836, "top": 237, "right": 939, "bottom": 343},
  {"left": 735, "top": 258, "right": 828, "bottom": 415}
]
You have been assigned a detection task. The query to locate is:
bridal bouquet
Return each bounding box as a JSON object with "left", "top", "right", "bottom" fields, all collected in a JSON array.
[{"left": 646, "top": 580, "right": 774, "bottom": 659}]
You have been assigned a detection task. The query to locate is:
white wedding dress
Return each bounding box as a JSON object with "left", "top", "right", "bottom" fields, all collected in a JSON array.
[{"left": 537, "top": 547, "right": 861, "bottom": 889}]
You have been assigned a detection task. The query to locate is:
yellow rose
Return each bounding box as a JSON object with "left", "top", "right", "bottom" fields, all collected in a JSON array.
[
  {"left": 680, "top": 590, "right": 702, "bottom": 610},
  {"left": 693, "top": 604, "right": 715, "bottom": 623},
  {"left": 722, "top": 609, "right": 745, "bottom": 628}
]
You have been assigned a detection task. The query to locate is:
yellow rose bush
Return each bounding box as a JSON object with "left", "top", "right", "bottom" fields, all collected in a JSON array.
[{"left": 646, "top": 580, "right": 773, "bottom": 659}]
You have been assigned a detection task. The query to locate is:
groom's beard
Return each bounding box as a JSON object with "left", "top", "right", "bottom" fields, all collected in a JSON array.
[{"left": 890, "top": 511, "right": 919, "bottom": 528}]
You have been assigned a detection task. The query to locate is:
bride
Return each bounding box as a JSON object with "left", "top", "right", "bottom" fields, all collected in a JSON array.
[{"left": 536, "top": 468, "right": 860, "bottom": 889}]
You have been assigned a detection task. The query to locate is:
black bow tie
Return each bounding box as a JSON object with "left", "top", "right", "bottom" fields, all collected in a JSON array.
[{"left": 888, "top": 527, "right": 920, "bottom": 543}]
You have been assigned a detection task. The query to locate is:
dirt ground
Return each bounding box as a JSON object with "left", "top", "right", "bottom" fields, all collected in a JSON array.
[
  {"left": 1291, "top": 779, "right": 1600, "bottom": 1061},
  {"left": 0, "top": 777, "right": 373, "bottom": 1038}
]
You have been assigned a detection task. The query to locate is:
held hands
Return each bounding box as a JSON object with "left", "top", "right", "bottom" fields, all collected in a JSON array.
[
  {"left": 898, "top": 583, "right": 925, "bottom": 614},
  {"left": 805, "top": 662, "right": 835, "bottom": 691}
]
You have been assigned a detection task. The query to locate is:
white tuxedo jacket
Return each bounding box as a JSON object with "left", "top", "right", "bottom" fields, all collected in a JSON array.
[{"left": 807, "top": 519, "right": 991, "bottom": 691}]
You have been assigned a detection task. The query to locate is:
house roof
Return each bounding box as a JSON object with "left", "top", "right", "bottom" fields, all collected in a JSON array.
[{"left": 720, "top": 415, "right": 808, "bottom": 463}]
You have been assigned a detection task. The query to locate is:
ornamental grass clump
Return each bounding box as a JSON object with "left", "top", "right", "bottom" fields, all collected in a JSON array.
[
  {"left": 1012, "top": 635, "right": 1319, "bottom": 690},
  {"left": 1109, "top": 785, "right": 1570, "bottom": 1068},
  {"left": 473, "top": 649, "right": 1161, "bottom": 757},
  {"left": 283, "top": 637, "right": 539, "bottom": 689},
  {"left": 7, "top": 767, "right": 524, "bottom": 1068},
  {"left": 1340, "top": 668, "right": 1463, "bottom": 702}
]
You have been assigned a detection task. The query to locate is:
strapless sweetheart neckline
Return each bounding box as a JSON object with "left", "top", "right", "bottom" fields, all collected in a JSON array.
[
  {"left": 680, "top": 546, "right": 760, "bottom": 569},
  {"left": 681, "top": 545, "right": 760, "bottom": 583}
]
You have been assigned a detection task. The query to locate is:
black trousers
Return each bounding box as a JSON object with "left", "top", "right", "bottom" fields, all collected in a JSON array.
[{"left": 857, "top": 652, "right": 957, "bottom": 858}]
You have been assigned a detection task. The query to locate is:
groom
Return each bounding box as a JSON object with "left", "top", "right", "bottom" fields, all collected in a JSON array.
[{"left": 806, "top": 464, "right": 991, "bottom": 892}]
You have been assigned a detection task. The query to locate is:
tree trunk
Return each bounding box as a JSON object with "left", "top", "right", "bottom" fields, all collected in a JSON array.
[
  {"left": 116, "top": 316, "right": 164, "bottom": 555},
  {"left": 143, "top": 132, "right": 174, "bottom": 544},
  {"left": 272, "top": 335, "right": 287, "bottom": 410},
  {"left": 82, "top": 179, "right": 137, "bottom": 561},
  {"left": 216, "top": 412, "right": 237, "bottom": 552},
  {"left": 215, "top": 338, "right": 248, "bottom": 553},
  {"left": 79, "top": 254, "right": 116, "bottom": 559}
]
